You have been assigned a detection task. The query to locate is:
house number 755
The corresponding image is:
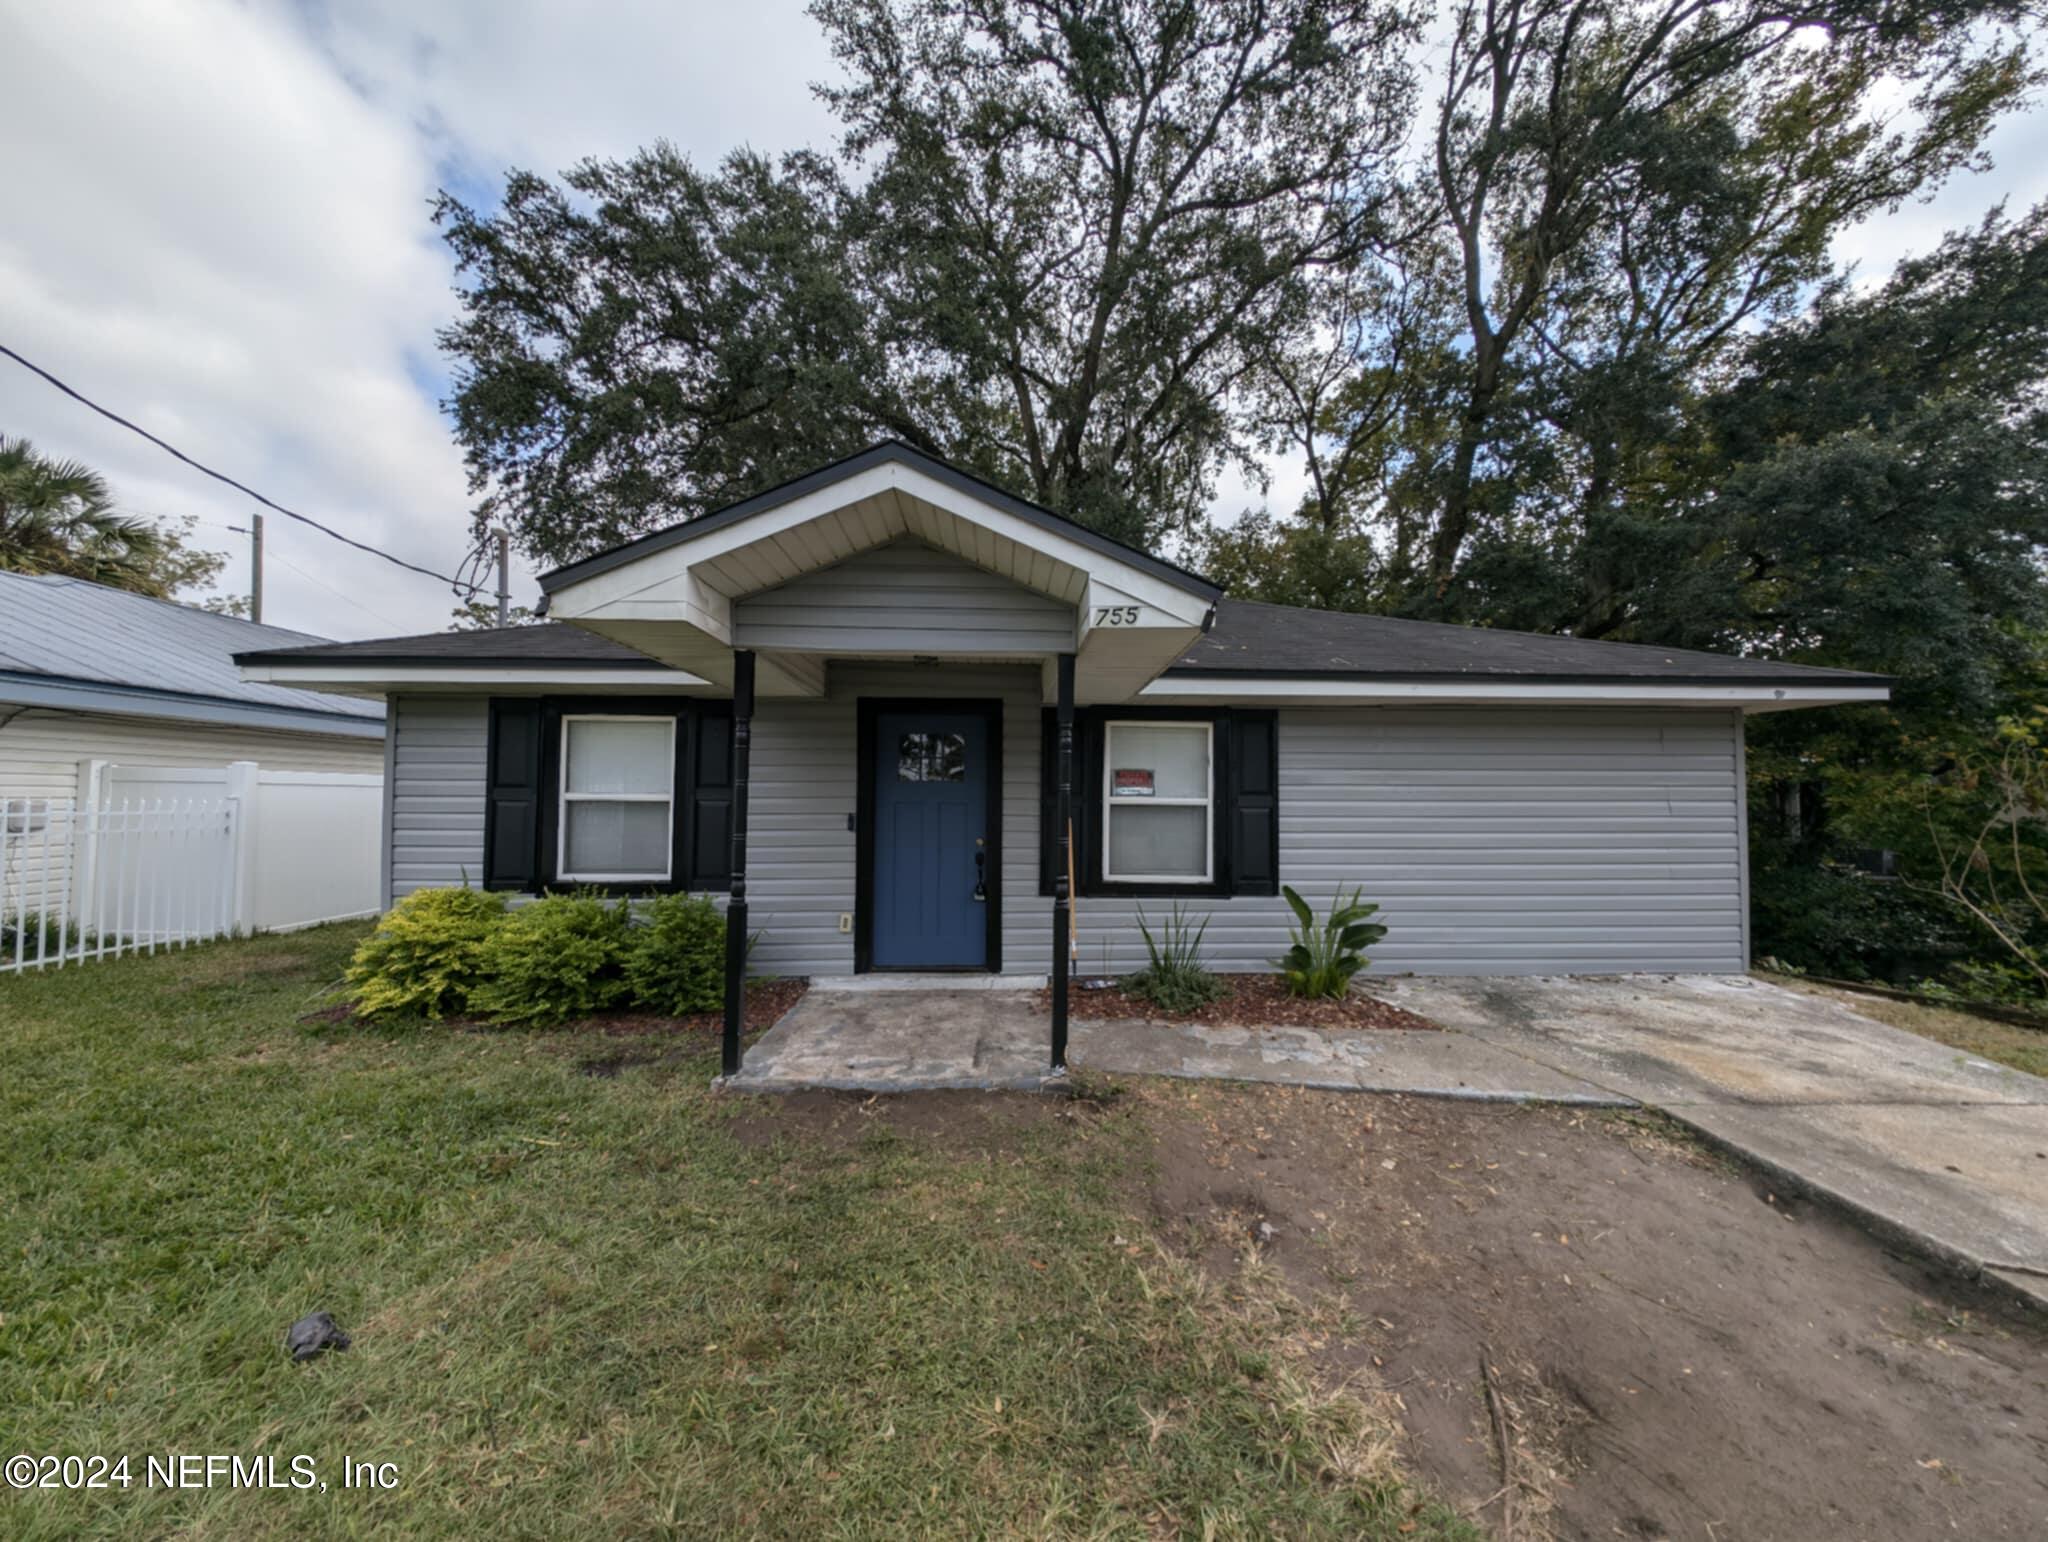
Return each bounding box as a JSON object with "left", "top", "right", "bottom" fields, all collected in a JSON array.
[{"left": 1093, "top": 605, "right": 1141, "bottom": 626}]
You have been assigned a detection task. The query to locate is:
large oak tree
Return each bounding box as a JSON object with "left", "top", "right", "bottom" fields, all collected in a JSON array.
[{"left": 439, "top": 0, "right": 1423, "bottom": 563}]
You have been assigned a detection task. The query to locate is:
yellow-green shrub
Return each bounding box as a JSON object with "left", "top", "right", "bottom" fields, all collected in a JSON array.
[
  {"left": 623, "top": 893, "right": 727, "bottom": 1015},
  {"left": 467, "top": 893, "right": 631, "bottom": 1026},
  {"left": 346, "top": 886, "right": 508, "bottom": 1019}
]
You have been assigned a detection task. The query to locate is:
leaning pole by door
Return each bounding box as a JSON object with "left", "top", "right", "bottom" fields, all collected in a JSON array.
[
  {"left": 721, "top": 650, "right": 756, "bottom": 1078},
  {"left": 1051, "top": 651, "right": 1075, "bottom": 1070}
]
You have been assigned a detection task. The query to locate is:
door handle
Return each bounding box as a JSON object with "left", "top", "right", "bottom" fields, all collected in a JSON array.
[{"left": 972, "top": 845, "right": 988, "bottom": 902}]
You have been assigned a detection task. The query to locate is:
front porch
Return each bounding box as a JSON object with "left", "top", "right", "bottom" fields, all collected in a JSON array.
[
  {"left": 711, "top": 648, "right": 1085, "bottom": 1078},
  {"left": 725, "top": 981, "right": 1058, "bottom": 1093},
  {"left": 533, "top": 444, "right": 1225, "bottom": 1080}
]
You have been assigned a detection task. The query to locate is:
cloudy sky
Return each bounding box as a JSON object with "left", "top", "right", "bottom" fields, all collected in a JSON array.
[{"left": 3, "top": 2, "right": 2042, "bottom": 640}]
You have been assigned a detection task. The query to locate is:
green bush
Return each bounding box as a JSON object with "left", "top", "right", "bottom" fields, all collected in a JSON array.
[
  {"left": 0, "top": 912, "right": 88, "bottom": 960},
  {"left": 1122, "top": 903, "right": 1225, "bottom": 1014},
  {"left": 624, "top": 892, "right": 728, "bottom": 1015},
  {"left": 346, "top": 886, "right": 507, "bottom": 1020},
  {"left": 1749, "top": 861, "right": 1973, "bottom": 984},
  {"left": 468, "top": 892, "right": 632, "bottom": 1026},
  {"left": 1917, "top": 959, "right": 2048, "bottom": 1007},
  {"left": 1275, "top": 884, "right": 1386, "bottom": 999}
]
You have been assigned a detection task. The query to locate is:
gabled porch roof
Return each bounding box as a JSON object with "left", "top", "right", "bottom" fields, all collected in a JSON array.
[{"left": 536, "top": 441, "right": 1220, "bottom": 703}]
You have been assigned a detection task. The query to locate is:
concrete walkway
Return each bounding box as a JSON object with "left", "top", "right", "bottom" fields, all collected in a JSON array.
[
  {"left": 727, "top": 983, "right": 1625, "bottom": 1102},
  {"left": 1070, "top": 1015, "right": 1622, "bottom": 1103},
  {"left": 1383, "top": 973, "right": 2048, "bottom": 1308},
  {"left": 728, "top": 986, "right": 1055, "bottom": 1092}
]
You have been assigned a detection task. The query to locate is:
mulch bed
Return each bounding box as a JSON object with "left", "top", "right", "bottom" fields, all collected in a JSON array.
[
  {"left": 564, "top": 977, "right": 810, "bottom": 1038},
  {"left": 1036, "top": 973, "right": 1437, "bottom": 1031}
]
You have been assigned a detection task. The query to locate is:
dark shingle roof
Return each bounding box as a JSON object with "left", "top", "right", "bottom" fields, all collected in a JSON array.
[
  {"left": 1173, "top": 599, "right": 1884, "bottom": 685},
  {"left": 236, "top": 624, "right": 667, "bottom": 669},
  {"left": 240, "top": 601, "right": 1886, "bottom": 688}
]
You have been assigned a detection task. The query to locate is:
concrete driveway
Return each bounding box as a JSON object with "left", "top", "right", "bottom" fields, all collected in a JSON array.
[
  {"left": 1382, "top": 973, "right": 2048, "bottom": 1308},
  {"left": 727, "top": 969, "right": 2048, "bottom": 1306}
]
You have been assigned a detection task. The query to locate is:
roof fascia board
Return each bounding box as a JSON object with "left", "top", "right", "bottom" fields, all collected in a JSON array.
[
  {"left": 1137, "top": 675, "right": 1892, "bottom": 709},
  {"left": 240, "top": 665, "right": 715, "bottom": 691},
  {"left": 0, "top": 672, "right": 386, "bottom": 737},
  {"left": 539, "top": 443, "right": 1221, "bottom": 603},
  {"left": 235, "top": 651, "right": 672, "bottom": 670},
  {"left": 1163, "top": 664, "right": 1889, "bottom": 689}
]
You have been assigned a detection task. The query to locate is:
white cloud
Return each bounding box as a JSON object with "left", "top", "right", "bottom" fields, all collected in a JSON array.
[
  {"left": 288, "top": 0, "right": 841, "bottom": 181},
  {"left": 1, "top": 2, "right": 2039, "bottom": 635},
  {"left": 1, "top": 0, "right": 834, "bottom": 639},
  {"left": 1831, "top": 99, "right": 2048, "bottom": 284}
]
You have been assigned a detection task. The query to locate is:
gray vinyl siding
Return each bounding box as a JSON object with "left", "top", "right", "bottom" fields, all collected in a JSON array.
[
  {"left": 733, "top": 541, "right": 1075, "bottom": 655},
  {"left": 387, "top": 695, "right": 488, "bottom": 897},
  {"left": 1049, "top": 708, "right": 1748, "bottom": 977},
  {"left": 751, "top": 682, "right": 1746, "bottom": 977},
  {"left": 381, "top": 680, "right": 1748, "bottom": 975}
]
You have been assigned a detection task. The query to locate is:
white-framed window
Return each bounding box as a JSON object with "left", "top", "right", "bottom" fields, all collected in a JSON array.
[
  {"left": 556, "top": 714, "right": 676, "bottom": 882},
  {"left": 1102, "top": 720, "right": 1213, "bottom": 883}
]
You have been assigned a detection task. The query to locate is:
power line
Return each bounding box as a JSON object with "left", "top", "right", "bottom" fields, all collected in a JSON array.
[
  {"left": 265, "top": 546, "right": 417, "bottom": 633},
  {"left": 1, "top": 341, "right": 483, "bottom": 596}
]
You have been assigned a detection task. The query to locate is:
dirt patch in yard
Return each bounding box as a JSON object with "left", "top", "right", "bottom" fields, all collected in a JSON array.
[
  {"left": 1040, "top": 974, "right": 1439, "bottom": 1031},
  {"left": 724, "top": 1085, "right": 1117, "bottom": 1155},
  {"left": 1140, "top": 1081, "right": 2048, "bottom": 1540}
]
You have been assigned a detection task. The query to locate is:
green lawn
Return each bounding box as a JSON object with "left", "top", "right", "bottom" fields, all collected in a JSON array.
[
  {"left": 1769, "top": 975, "right": 2048, "bottom": 1080},
  {"left": 0, "top": 925, "right": 1466, "bottom": 1540}
]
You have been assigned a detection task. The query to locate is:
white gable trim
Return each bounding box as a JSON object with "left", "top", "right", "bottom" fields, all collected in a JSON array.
[{"left": 549, "top": 462, "right": 1212, "bottom": 627}]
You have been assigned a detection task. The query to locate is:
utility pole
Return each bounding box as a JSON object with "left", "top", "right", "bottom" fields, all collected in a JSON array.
[
  {"left": 249, "top": 512, "right": 264, "bottom": 624},
  {"left": 493, "top": 526, "right": 511, "bottom": 627}
]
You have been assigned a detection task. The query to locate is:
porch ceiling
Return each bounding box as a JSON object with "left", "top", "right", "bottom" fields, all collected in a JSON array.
[{"left": 543, "top": 455, "right": 1216, "bottom": 701}]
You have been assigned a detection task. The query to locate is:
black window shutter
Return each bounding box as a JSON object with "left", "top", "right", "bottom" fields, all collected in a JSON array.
[
  {"left": 1227, "top": 710, "right": 1280, "bottom": 895},
  {"left": 686, "top": 707, "right": 734, "bottom": 890},
  {"left": 1038, "top": 709, "right": 1057, "bottom": 894},
  {"left": 484, "top": 699, "right": 544, "bottom": 890},
  {"left": 1039, "top": 709, "right": 1102, "bottom": 895}
]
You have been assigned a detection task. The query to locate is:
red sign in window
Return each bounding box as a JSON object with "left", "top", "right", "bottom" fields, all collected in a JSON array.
[{"left": 1111, "top": 768, "right": 1155, "bottom": 797}]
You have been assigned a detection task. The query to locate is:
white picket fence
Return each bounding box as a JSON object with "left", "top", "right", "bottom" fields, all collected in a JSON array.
[
  {"left": 0, "top": 796, "right": 240, "bottom": 971},
  {"left": 0, "top": 759, "right": 383, "bottom": 975}
]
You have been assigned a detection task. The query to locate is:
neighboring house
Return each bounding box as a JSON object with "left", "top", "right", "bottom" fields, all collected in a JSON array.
[
  {"left": 1, "top": 572, "right": 388, "bottom": 953},
  {"left": 237, "top": 441, "right": 1889, "bottom": 1070},
  {"left": 0, "top": 571, "right": 385, "bottom": 789}
]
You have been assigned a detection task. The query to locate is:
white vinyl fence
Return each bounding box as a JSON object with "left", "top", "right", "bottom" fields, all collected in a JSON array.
[{"left": 0, "top": 759, "right": 382, "bottom": 974}]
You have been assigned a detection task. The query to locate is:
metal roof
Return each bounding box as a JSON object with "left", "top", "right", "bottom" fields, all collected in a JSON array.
[{"left": 1, "top": 571, "right": 385, "bottom": 730}]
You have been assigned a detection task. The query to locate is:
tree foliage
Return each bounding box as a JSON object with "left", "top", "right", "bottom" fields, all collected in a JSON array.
[
  {"left": 432, "top": 0, "right": 2044, "bottom": 987},
  {"left": 0, "top": 435, "right": 241, "bottom": 609},
  {"left": 437, "top": 0, "right": 1424, "bottom": 560}
]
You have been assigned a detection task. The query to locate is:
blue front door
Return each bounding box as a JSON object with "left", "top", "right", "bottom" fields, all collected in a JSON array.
[{"left": 871, "top": 710, "right": 990, "bottom": 969}]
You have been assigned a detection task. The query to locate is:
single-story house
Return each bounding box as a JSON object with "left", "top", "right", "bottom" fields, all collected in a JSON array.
[
  {"left": 1, "top": 570, "right": 386, "bottom": 793},
  {"left": 236, "top": 441, "right": 1889, "bottom": 1073}
]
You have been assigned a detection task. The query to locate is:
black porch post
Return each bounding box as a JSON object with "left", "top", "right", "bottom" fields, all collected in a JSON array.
[
  {"left": 1050, "top": 651, "right": 1075, "bottom": 1070},
  {"left": 721, "top": 650, "right": 756, "bottom": 1078}
]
